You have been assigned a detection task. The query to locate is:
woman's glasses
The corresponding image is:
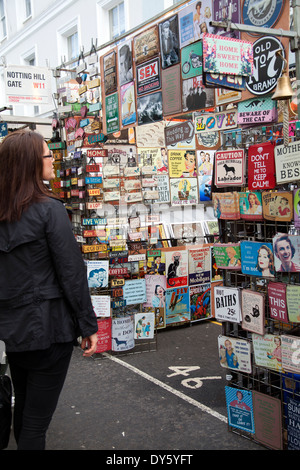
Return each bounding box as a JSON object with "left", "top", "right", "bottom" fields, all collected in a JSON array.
[{"left": 43, "top": 154, "right": 54, "bottom": 159}]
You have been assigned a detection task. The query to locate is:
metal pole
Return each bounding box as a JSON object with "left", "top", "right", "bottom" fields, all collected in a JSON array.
[{"left": 292, "top": 0, "right": 300, "bottom": 119}]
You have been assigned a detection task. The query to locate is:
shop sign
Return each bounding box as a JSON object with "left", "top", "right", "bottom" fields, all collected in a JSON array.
[
  {"left": 242, "top": 0, "right": 283, "bottom": 29},
  {"left": 195, "top": 109, "right": 237, "bottom": 133},
  {"left": 4, "top": 65, "right": 52, "bottom": 105},
  {"left": 246, "top": 36, "right": 285, "bottom": 96},
  {"left": 205, "top": 72, "right": 246, "bottom": 90},
  {"left": 164, "top": 121, "right": 194, "bottom": 146},
  {"left": 136, "top": 57, "right": 161, "bottom": 95},
  {"left": 238, "top": 96, "right": 277, "bottom": 125},
  {"left": 203, "top": 34, "right": 253, "bottom": 77},
  {"left": 87, "top": 149, "right": 107, "bottom": 158},
  {"left": 275, "top": 141, "right": 300, "bottom": 184}
]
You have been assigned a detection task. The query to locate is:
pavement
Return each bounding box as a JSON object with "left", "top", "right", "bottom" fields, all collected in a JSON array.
[{"left": 2, "top": 320, "right": 265, "bottom": 455}]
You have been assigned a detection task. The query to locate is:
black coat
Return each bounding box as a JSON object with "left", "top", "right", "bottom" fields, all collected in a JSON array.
[{"left": 0, "top": 197, "right": 98, "bottom": 352}]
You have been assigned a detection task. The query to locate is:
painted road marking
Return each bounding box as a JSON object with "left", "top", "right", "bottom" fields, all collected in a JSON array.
[{"left": 103, "top": 353, "right": 228, "bottom": 424}]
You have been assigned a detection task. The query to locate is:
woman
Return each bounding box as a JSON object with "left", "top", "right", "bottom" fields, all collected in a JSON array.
[
  {"left": 0, "top": 130, "right": 98, "bottom": 450},
  {"left": 256, "top": 245, "right": 275, "bottom": 277}
]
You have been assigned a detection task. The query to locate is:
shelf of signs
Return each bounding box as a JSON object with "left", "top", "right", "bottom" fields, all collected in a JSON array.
[{"left": 213, "top": 124, "right": 300, "bottom": 451}]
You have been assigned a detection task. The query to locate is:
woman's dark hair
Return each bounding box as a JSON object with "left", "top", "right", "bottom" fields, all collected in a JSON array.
[{"left": 0, "top": 130, "right": 56, "bottom": 222}]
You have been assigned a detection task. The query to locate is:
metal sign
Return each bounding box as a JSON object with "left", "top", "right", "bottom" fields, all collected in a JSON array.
[
  {"left": 246, "top": 36, "right": 285, "bottom": 96},
  {"left": 164, "top": 121, "right": 194, "bottom": 146},
  {"left": 242, "top": 0, "right": 284, "bottom": 30}
]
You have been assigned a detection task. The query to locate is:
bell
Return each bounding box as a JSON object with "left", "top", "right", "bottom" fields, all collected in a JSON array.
[
  {"left": 272, "top": 73, "right": 294, "bottom": 100},
  {"left": 272, "top": 50, "right": 293, "bottom": 101}
]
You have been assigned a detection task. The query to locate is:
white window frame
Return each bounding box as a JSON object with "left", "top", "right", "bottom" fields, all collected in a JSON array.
[
  {"left": 97, "top": 0, "right": 128, "bottom": 44},
  {"left": 57, "top": 17, "right": 81, "bottom": 66},
  {"left": 0, "top": 0, "right": 7, "bottom": 42}
]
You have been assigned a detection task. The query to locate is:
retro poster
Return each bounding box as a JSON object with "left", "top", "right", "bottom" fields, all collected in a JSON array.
[
  {"left": 165, "top": 250, "right": 188, "bottom": 289},
  {"left": 214, "top": 149, "right": 245, "bottom": 187},
  {"left": 275, "top": 141, "right": 300, "bottom": 185},
  {"left": 118, "top": 40, "right": 133, "bottom": 86},
  {"left": 247, "top": 141, "right": 276, "bottom": 191},
  {"left": 237, "top": 96, "right": 277, "bottom": 126},
  {"left": 213, "top": 243, "right": 241, "bottom": 270},
  {"left": 103, "top": 50, "right": 117, "bottom": 95},
  {"left": 182, "top": 76, "right": 215, "bottom": 113},
  {"left": 197, "top": 149, "right": 214, "bottom": 201},
  {"left": 134, "top": 312, "right": 155, "bottom": 339},
  {"left": 212, "top": 192, "right": 240, "bottom": 220},
  {"left": 168, "top": 150, "right": 197, "bottom": 178},
  {"left": 165, "top": 286, "right": 190, "bottom": 325},
  {"left": 225, "top": 387, "right": 255, "bottom": 434},
  {"left": 133, "top": 25, "right": 160, "bottom": 65},
  {"left": 159, "top": 14, "right": 180, "bottom": 69},
  {"left": 91, "top": 295, "right": 111, "bottom": 318},
  {"left": 273, "top": 234, "right": 300, "bottom": 273},
  {"left": 95, "top": 318, "right": 112, "bottom": 354},
  {"left": 281, "top": 335, "right": 300, "bottom": 374},
  {"left": 212, "top": 0, "right": 241, "bottom": 38},
  {"left": 111, "top": 316, "right": 135, "bottom": 352},
  {"left": 120, "top": 81, "right": 136, "bottom": 127},
  {"left": 144, "top": 274, "right": 166, "bottom": 310},
  {"left": 262, "top": 191, "right": 293, "bottom": 222},
  {"left": 136, "top": 57, "right": 161, "bottom": 95},
  {"left": 268, "top": 281, "right": 289, "bottom": 323},
  {"left": 286, "top": 285, "right": 300, "bottom": 323},
  {"left": 105, "top": 92, "right": 119, "bottom": 134},
  {"left": 178, "top": 0, "right": 214, "bottom": 48},
  {"left": 188, "top": 245, "right": 211, "bottom": 285},
  {"left": 218, "top": 335, "right": 252, "bottom": 374},
  {"left": 287, "top": 396, "right": 300, "bottom": 450},
  {"left": 86, "top": 260, "right": 109, "bottom": 288},
  {"left": 137, "top": 91, "right": 163, "bottom": 126},
  {"left": 239, "top": 191, "right": 263, "bottom": 220},
  {"left": 252, "top": 334, "right": 283, "bottom": 372},
  {"left": 170, "top": 178, "right": 198, "bottom": 206},
  {"left": 157, "top": 174, "right": 170, "bottom": 203},
  {"left": 240, "top": 241, "right": 275, "bottom": 278},
  {"left": 203, "top": 34, "right": 253, "bottom": 76},
  {"left": 253, "top": 391, "right": 283, "bottom": 450},
  {"left": 190, "top": 283, "right": 211, "bottom": 322},
  {"left": 214, "top": 285, "right": 241, "bottom": 323},
  {"left": 181, "top": 41, "right": 202, "bottom": 79},
  {"left": 241, "top": 289, "right": 265, "bottom": 335}
]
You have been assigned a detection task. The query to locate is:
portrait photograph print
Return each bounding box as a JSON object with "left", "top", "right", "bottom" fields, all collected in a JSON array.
[
  {"left": 118, "top": 40, "right": 133, "bottom": 86},
  {"left": 273, "top": 233, "right": 300, "bottom": 273},
  {"left": 159, "top": 14, "right": 180, "bottom": 69}
]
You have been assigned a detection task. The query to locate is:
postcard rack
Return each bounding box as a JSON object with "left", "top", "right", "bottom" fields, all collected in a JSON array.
[{"left": 216, "top": 189, "right": 300, "bottom": 449}]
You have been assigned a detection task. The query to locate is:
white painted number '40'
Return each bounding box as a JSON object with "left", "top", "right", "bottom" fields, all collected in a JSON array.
[{"left": 167, "top": 366, "right": 222, "bottom": 390}]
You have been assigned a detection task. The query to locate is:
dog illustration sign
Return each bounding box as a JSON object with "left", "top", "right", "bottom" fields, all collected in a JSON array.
[{"left": 215, "top": 149, "right": 245, "bottom": 186}]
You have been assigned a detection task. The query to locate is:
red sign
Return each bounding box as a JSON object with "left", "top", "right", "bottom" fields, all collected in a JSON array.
[
  {"left": 87, "top": 149, "right": 107, "bottom": 158},
  {"left": 136, "top": 57, "right": 161, "bottom": 95},
  {"left": 248, "top": 142, "right": 276, "bottom": 190},
  {"left": 86, "top": 164, "right": 100, "bottom": 172},
  {"left": 95, "top": 318, "right": 111, "bottom": 353},
  {"left": 109, "top": 268, "right": 128, "bottom": 275}
]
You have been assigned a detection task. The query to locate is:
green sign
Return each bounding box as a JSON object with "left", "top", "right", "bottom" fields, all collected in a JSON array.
[{"left": 105, "top": 93, "right": 119, "bottom": 134}]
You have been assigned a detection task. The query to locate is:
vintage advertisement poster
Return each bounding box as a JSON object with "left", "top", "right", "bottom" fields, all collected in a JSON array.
[
  {"left": 286, "top": 285, "right": 300, "bottom": 323},
  {"left": 161, "top": 64, "right": 182, "bottom": 116},
  {"left": 275, "top": 141, "right": 300, "bottom": 185},
  {"left": 144, "top": 274, "right": 166, "bottom": 310},
  {"left": 197, "top": 149, "right": 214, "bottom": 201},
  {"left": 281, "top": 335, "right": 300, "bottom": 374},
  {"left": 213, "top": 243, "right": 241, "bottom": 270},
  {"left": 159, "top": 14, "right": 180, "bottom": 69},
  {"left": 136, "top": 57, "right": 161, "bottom": 95},
  {"left": 181, "top": 40, "right": 202, "bottom": 79},
  {"left": 225, "top": 387, "right": 255, "bottom": 434},
  {"left": 214, "top": 286, "right": 241, "bottom": 323},
  {"left": 95, "top": 318, "right": 112, "bottom": 354},
  {"left": 178, "top": 0, "right": 214, "bottom": 48},
  {"left": 214, "top": 149, "right": 244, "bottom": 186},
  {"left": 268, "top": 282, "right": 289, "bottom": 323},
  {"left": 103, "top": 50, "right": 117, "bottom": 95},
  {"left": 218, "top": 335, "right": 252, "bottom": 374},
  {"left": 190, "top": 283, "right": 211, "bottom": 322},
  {"left": 134, "top": 312, "right": 155, "bottom": 339},
  {"left": 237, "top": 96, "right": 277, "bottom": 126},
  {"left": 105, "top": 92, "right": 119, "bottom": 134},
  {"left": 247, "top": 141, "right": 276, "bottom": 191},
  {"left": 212, "top": 0, "right": 241, "bottom": 38},
  {"left": 165, "top": 250, "right": 188, "bottom": 289},
  {"left": 120, "top": 81, "right": 136, "bottom": 127},
  {"left": 287, "top": 396, "right": 300, "bottom": 450},
  {"left": 262, "top": 191, "right": 293, "bottom": 222},
  {"left": 188, "top": 245, "right": 211, "bottom": 285},
  {"left": 165, "top": 286, "right": 190, "bottom": 325},
  {"left": 241, "top": 290, "right": 265, "bottom": 335},
  {"left": 86, "top": 260, "right": 109, "bottom": 288},
  {"left": 168, "top": 149, "right": 197, "bottom": 178},
  {"left": 213, "top": 192, "right": 240, "bottom": 220},
  {"left": 273, "top": 234, "right": 300, "bottom": 273},
  {"left": 239, "top": 191, "right": 263, "bottom": 220},
  {"left": 252, "top": 334, "right": 283, "bottom": 372},
  {"left": 203, "top": 34, "right": 253, "bottom": 76},
  {"left": 111, "top": 316, "right": 135, "bottom": 352},
  {"left": 253, "top": 391, "right": 283, "bottom": 450},
  {"left": 133, "top": 25, "right": 160, "bottom": 65},
  {"left": 169, "top": 177, "right": 198, "bottom": 206},
  {"left": 241, "top": 241, "right": 275, "bottom": 278}
]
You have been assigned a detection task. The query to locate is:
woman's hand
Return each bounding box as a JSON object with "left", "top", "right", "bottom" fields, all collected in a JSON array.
[{"left": 80, "top": 333, "right": 98, "bottom": 357}]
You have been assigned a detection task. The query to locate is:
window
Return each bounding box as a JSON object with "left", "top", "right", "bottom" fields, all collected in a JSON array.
[
  {"left": 67, "top": 31, "right": 79, "bottom": 62},
  {"left": 0, "top": 0, "right": 7, "bottom": 40},
  {"left": 109, "top": 2, "right": 125, "bottom": 39},
  {"left": 25, "top": 0, "right": 32, "bottom": 19}
]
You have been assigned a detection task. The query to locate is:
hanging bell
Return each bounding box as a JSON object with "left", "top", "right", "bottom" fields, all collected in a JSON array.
[{"left": 272, "top": 50, "right": 293, "bottom": 101}]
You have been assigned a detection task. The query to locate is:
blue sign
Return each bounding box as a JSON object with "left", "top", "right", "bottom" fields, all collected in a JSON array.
[
  {"left": 242, "top": 0, "right": 283, "bottom": 30},
  {"left": 0, "top": 122, "right": 8, "bottom": 138}
]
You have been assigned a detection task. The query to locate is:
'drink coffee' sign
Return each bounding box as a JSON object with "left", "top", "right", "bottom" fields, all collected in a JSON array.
[{"left": 5, "top": 65, "right": 52, "bottom": 105}]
